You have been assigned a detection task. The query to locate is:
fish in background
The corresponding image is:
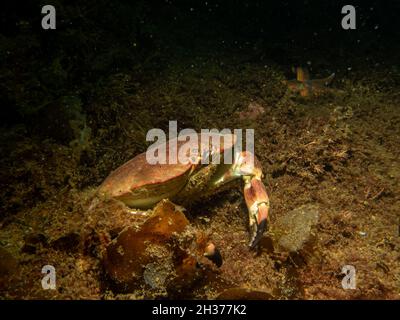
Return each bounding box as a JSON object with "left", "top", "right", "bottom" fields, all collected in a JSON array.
[{"left": 284, "top": 67, "right": 335, "bottom": 97}]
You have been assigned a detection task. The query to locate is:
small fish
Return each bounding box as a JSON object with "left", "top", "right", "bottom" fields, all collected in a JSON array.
[{"left": 284, "top": 67, "right": 335, "bottom": 97}]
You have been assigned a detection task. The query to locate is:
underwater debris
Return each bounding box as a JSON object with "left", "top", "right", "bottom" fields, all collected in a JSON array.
[
  {"left": 102, "top": 200, "right": 219, "bottom": 294},
  {"left": 237, "top": 101, "right": 266, "bottom": 121},
  {"left": 284, "top": 67, "right": 335, "bottom": 97}
]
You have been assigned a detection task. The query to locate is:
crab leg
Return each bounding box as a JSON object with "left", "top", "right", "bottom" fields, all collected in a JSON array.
[{"left": 213, "top": 151, "right": 270, "bottom": 248}]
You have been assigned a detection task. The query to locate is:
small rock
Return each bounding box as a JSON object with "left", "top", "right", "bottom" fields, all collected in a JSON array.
[
  {"left": 49, "top": 232, "right": 80, "bottom": 252},
  {"left": 273, "top": 204, "right": 319, "bottom": 252},
  {"left": 102, "top": 200, "right": 213, "bottom": 294}
]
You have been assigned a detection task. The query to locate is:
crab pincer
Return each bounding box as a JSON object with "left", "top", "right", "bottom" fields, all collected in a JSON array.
[
  {"left": 212, "top": 150, "right": 270, "bottom": 248},
  {"left": 244, "top": 177, "right": 270, "bottom": 248}
]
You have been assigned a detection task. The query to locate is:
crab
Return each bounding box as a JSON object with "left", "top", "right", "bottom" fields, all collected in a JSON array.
[{"left": 96, "top": 132, "right": 270, "bottom": 248}]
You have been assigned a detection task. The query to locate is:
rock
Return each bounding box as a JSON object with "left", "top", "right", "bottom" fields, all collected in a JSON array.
[
  {"left": 49, "top": 232, "right": 80, "bottom": 252},
  {"left": 274, "top": 204, "right": 319, "bottom": 252},
  {"left": 102, "top": 200, "right": 214, "bottom": 294}
]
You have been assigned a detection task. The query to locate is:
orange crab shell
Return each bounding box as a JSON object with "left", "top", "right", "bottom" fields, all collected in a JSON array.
[{"left": 97, "top": 132, "right": 238, "bottom": 208}]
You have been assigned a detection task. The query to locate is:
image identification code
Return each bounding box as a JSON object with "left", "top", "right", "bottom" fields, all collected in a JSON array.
[
  {"left": 196, "top": 304, "right": 247, "bottom": 315},
  {"left": 152, "top": 304, "right": 247, "bottom": 317}
]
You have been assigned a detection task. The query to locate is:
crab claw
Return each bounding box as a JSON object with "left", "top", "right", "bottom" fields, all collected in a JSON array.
[
  {"left": 243, "top": 177, "right": 270, "bottom": 248},
  {"left": 210, "top": 150, "right": 270, "bottom": 248},
  {"left": 204, "top": 242, "right": 223, "bottom": 267}
]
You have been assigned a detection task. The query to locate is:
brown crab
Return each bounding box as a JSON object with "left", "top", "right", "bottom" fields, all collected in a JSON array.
[{"left": 96, "top": 132, "right": 270, "bottom": 248}]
